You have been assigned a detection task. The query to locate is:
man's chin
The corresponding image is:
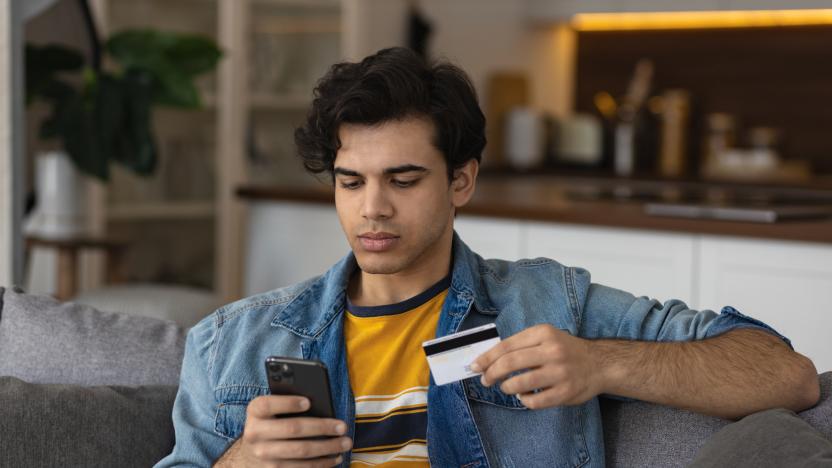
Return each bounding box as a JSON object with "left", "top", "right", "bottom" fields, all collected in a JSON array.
[{"left": 353, "top": 253, "right": 406, "bottom": 275}]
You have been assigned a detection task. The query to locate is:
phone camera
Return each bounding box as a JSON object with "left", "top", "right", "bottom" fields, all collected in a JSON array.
[{"left": 269, "top": 361, "right": 293, "bottom": 381}]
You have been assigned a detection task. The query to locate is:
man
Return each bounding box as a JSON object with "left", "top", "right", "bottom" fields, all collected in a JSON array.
[{"left": 156, "top": 47, "right": 820, "bottom": 468}]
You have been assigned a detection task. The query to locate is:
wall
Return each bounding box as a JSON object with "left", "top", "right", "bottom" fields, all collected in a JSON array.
[{"left": 342, "top": 0, "right": 575, "bottom": 160}]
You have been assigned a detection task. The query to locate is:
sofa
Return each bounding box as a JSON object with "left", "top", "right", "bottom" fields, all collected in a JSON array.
[{"left": 1, "top": 286, "right": 830, "bottom": 467}]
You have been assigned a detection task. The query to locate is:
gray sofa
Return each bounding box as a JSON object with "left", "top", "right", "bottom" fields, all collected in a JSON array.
[{"left": 1, "top": 286, "right": 830, "bottom": 467}]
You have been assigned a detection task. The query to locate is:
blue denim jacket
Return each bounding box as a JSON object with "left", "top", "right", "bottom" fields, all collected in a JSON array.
[{"left": 156, "top": 233, "right": 788, "bottom": 468}]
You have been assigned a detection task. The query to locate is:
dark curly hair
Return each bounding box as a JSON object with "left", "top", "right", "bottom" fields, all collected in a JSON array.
[{"left": 294, "top": 47, "right": 486, "bottom": 181}]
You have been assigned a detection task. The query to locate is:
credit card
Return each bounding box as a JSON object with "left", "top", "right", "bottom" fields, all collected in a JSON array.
[{"left": 422, "top": 323, "right": 501, "bottom": 386}]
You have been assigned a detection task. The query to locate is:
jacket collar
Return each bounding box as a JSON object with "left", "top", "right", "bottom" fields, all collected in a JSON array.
[{"left": 271, "top": 232, "right": 498, "bottom": 338}]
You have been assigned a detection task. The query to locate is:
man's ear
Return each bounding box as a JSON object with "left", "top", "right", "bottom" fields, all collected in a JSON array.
[{"left": 451, "top": 159, "right": 479, "bottom": 208}]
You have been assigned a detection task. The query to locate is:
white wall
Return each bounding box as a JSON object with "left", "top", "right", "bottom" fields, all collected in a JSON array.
[
  {"left": 0, "top": 0, "right": 24, "bottom": 287},
  {"left": 342, "top": 0, "right": 575, "bottom": 121}
]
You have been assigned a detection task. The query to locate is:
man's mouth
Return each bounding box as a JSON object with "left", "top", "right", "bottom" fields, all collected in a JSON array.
[{"left": 358, "top": 232, "right": 399, "bottom": 252}]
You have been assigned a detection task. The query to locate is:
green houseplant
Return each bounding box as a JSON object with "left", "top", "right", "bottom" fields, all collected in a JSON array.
[{"left": 26, "top": 29, "right": 221, "bottom": 182}]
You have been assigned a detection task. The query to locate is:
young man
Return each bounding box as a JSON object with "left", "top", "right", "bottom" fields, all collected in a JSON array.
[{"left": 156, "top": 47, "right": 820, "bottom": 468}]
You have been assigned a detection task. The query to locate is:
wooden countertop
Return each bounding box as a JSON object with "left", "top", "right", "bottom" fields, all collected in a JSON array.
[{"left": 237, "top": 176, "right": 832, "bottom": 245}]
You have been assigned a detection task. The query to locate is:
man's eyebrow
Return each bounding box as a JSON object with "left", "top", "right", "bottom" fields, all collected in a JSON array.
[
  {"left": 333, "top": 165, "right": 429, "bottom": 177},
  {"left": 383, "top": 164, "right": 428, "bottom": 175},
  {"left": 333, "top": 167, "right": 361, "bottom": 177}
]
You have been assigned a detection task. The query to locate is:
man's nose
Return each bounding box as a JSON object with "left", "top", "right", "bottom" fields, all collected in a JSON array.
[{"left": 360, "top": 182, "right": 394, "bottom": 220}]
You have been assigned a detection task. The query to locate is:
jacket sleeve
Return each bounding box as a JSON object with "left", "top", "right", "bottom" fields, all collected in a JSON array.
[
  {"left": 573, "top": 270, "right": 791, "bottom": 348},
  {"left": 154, "top": 315, "right": 232, "bottom": 467}
]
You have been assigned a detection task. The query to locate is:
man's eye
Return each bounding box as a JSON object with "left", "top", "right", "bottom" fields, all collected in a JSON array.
[
  {"left": 392, "top": 179, "right": 417, "bottom": 188},
  {"left": 339, "top": 181, "right": 363, "bottom": 190}
]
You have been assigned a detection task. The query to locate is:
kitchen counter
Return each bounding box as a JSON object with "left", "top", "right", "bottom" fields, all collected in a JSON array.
[
  {"left": 236, "top": 176, "right": 832, "bottom": 245},
  {"left": 237, "top": 176, "right": 832, "bottom": 372}
]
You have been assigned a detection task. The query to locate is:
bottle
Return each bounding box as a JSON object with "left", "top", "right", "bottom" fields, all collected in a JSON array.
[
  {"left": 657, "top": 89, "right": 691, "bottom": 178},
  {"left": 701, "top": 112, "right": 736, "bottom": 177}
]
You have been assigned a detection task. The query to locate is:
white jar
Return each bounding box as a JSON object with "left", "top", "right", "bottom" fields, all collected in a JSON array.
[{"left": 504, "top": 107, "right": 545, "bottom": 170}]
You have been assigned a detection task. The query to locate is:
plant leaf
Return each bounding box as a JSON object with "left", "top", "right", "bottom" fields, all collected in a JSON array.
[
  {"left": 25, "top": 43, "right": 84, "bottom": 105},
  {"left": 59, "top": 90, "right": 110, "bottom": 181},
  {"left": 106, "top": 29, "right": 220, "bottom": 108},
  {"left": 116, "top": 69, "right": 157, "bottom": 175},
  {"left": 165, "top": 35, "right": 222, "bottom": 76}
]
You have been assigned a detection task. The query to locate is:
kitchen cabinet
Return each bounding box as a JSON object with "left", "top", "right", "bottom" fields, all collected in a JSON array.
[
  {"left": 526, "top": 0, "right": 723, "bottom": 21},
  {"left": 724, "top": 0, "right": 832, "bottom": 10},
  {"left": 616, "top": 0, "right": 724, "bottom": 13},
  {"left": 522, "top": 221, "right": 697, "bottom": 306},
  {"left": 243, "top": 201, "right": 348, "bottom": 297},
  {"left": 243, "top": 201, "right": 831, "bottom": 371},
  {"left": 457, "top": 216, "right": 697, "bottom": 306},
  {"left": 454, "top": 216, "right": 526, "bottom": 261},
  {"left": 526, "top": 0, "right": 830, "bottom": 22},
  {"left": 698, "top": 236, "right": 832, "bottom": 373}
]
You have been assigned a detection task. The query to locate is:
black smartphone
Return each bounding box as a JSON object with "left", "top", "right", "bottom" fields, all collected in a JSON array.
[{"left": 264, "top": 356, "right": 335, "bottom": 419}]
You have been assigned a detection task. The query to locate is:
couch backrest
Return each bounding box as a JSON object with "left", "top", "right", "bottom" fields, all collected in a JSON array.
[{"left": 0, "top": 286, "right": 187, "bottom": 386}]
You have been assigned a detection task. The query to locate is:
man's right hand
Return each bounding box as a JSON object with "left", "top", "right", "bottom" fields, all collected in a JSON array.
[{"left": 214, "top": 395, "right": 352, "bottom": 467}]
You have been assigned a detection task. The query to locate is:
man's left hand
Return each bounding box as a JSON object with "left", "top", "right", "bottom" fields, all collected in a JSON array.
[{"left": 471, "top": 324, "right": 602, "bottom": 410}]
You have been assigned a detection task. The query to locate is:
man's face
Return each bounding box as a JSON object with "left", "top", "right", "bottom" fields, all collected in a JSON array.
[{"left": 333, "top": 117, "right": 461, "bottom": 276}]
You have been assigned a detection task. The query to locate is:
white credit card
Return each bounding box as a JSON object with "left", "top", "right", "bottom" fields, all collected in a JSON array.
[{"left": 422, "top": 323, "right": 501, "bottom": 386}]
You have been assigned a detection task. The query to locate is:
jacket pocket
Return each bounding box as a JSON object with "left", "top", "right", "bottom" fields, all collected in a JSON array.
[
  {"left": 464, "top": 378, "right": 591, "bottom": 468},
  {"left": 464, "top": 378, "right": 527, "bottom": 410},
  {"left": 214, "top": 385, "right": 270, "bottom": 440}
]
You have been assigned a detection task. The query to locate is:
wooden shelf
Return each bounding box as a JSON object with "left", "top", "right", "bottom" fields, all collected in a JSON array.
[
  {"left": 250, "top": 92, "right": 312, "bottom": 110},
  {"left": 252, "top": 0, "right": 340, "bottom": 8},
  {"left": 107, "top": 201, "right": 215, "bottom": 221},
  {"left": 252, "top": 17, "right": 341, "bottom": 35},
  {"left": 203, "top": 93, "right": 311, "bottom": 111}
]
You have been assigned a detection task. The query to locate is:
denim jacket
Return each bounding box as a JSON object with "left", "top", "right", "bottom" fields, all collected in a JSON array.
[{"left": 156, "top": 233, "right": 788, "bottom": 468}]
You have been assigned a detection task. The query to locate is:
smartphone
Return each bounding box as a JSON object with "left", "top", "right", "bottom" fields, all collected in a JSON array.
[{"left": 264, "top": 356, "right": 335, "bottom": 419}]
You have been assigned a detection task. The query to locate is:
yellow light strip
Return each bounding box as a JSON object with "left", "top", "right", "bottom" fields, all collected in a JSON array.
[{"left": 572, "top": 9, "right": 832, "bottom": 31}]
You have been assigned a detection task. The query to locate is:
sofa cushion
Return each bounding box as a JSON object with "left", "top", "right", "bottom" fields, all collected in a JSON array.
[
  {"left": 0, "top": 286, "right": 186, "bottom": 386},
  {"left": 600, "top": 397, "right": 729, "bottom": 467},
  {"left": 688, "top": 408, "right": 832, "bottom": 467},
  {"left": 601, "top": 371, "right": 832, "bottom": 467},
  {"left": 801, "top": 372, "right": 832, "bottom": 441},
  {"left": 0, "top": 376, "right": 177, "bottom": 468}
]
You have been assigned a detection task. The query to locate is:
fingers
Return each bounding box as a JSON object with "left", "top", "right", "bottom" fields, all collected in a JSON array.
[
  {"left": 249, "top": 436, "right": 352, "bottom": 461},
  {"left": 246, "top": 417, "right": 348, "bottom": 441},
  {"left": 270, "top": 455, "right": 344, "bottom": 468},
  {"left": 472, "top": 324, "right": 562, "bottom": 373},
  {"left": 247, "top": 395, "right": 312, "bottom": 419},
  {"left": 517, "top": 385, "right": 571, "bottom": 410},
  {"left": 498, "top": 367, "right": 560, "bottom": 396},
  {"left": 479, "top": 346, "right": 551, "bottom": 386}
]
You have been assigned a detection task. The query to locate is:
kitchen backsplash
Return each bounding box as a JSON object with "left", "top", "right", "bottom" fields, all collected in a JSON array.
[{"left": 573, "top": 25, "right": 832, "bottom": 178}]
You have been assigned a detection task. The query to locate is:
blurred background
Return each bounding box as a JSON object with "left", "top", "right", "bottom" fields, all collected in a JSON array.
[{"left": 1, "top": 0, "right": 831, "bottom": 371}]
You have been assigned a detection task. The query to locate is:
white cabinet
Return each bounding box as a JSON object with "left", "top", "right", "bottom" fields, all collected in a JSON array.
[
  {"left": 244, "top": 201, "right": 831, "bottom": 371},
  {"left": 526, "top": 0, "right": 829, "bottom": 21},
  {"left": 617, "top": 0, "right": 724, "bottom": 12},
  {"left": 526, "top": 0, "right": 616, "bottom": 21},
  {"left": 243, "top": 201, "right": 348, "bottom": 296},
  {"left": 698, "top": 236, "right": 832, "bottom": 372},
  {"left": 525, "top": 222, "right": 697, "bottom": 305},
  {"left": 724, "top": 0, "right": 832, "bottom": 10},
  {"left": 455, "top": 215, "right": 526, "bottom": 261},
  {"left": 526, "top": 0, "right": 722, "bottom": 21}
]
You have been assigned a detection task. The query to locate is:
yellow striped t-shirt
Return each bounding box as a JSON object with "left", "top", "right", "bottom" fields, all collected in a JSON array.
[{"left": 344, "top": 276, "right": 449, "bottom": 467}]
